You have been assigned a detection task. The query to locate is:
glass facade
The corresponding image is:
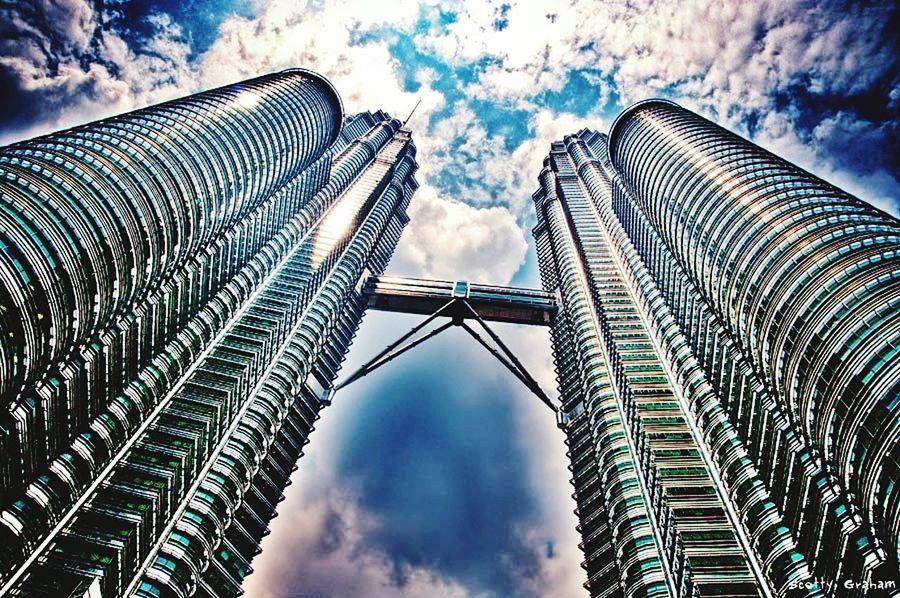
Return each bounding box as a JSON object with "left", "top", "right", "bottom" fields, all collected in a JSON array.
[
  {"left": 0, "top": 72, "right": 418, "bottom": 596},
  {"left": 535, "top": 102, "right": 900, "bottom": 596},
  {"left": 1, "top": 69, "right": 897, "bottom": 598}
]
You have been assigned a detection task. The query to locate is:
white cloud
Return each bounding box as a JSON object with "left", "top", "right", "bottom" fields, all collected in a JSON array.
[
  {"left": 0, "top": 0, "right": 440, "bottom": 141},
  {"left": 241, "top": 472, "right": 474, "bottom": 598},
  {"left": 408, "top": 0, "right": 898, "bottom": 212},
  {"left": 410, "top": 100, "right": 604, "bottom": 221},
  {"left": 197, "top": 0, "right": 442, "bottom": 118},
  {"left": 414, "top": 1, "right": 894, "bottom": 120},
  {"left": 243, "top": 312, "right": 585, "bottom": 598},
  {"left": 0, "top": 2, "right": 194, "bottom": 143},
  {"left": 389, "top": 184, "right": 528, "bottom": 284},
  {"left": 8, "top": 0, "right": 892, "bottom": 215},
  {"left": 38, "top": 0, "right": 95, "bottom": 53},
  {"left": 416, "top": 2, "right": 595, "bottom": 101}
]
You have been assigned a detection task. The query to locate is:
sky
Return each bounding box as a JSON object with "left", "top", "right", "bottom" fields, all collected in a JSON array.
[{"left": 1, "top": 1, "right": 898, "bottom": 597}]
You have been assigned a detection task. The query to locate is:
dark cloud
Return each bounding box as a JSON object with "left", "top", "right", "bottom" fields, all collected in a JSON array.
[
  {"left": 613, "top": 0, "right": 900, "bottom": 211},
  {"left": 812, "top": 112, "right": 898, "bottom": 179},
  {"left": 314, "top": 508, "right": 347, "bottom": 557},
  {"left": 0, "top": 0, "right": 98, "bottom": 130},
  {"left": 242, "top": 313, "right": 575, "bottom": 598},
  {"left": 757, "top": 1, "right": 900, "bottom": 200},
  {"left": 335, "top": 331, "right": 548, "bottom": 596},
  {"left": 0, "top": 67, "right": 34, "bottom": 130},
  {"left": 0, "top": 0, "right": 196, "bottom": 144},
  {"left": 107, "top": 0, "right": 256, "bottom": 55}
]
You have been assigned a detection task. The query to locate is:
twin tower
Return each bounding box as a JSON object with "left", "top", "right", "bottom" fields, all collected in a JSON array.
[{"left": 0, "top": 69, "right": 897, "bottom": 597}]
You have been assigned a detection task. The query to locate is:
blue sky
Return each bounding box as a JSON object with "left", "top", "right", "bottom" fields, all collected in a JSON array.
[{"left": 1, "top": 1, "right": 898, "bottom": 596}]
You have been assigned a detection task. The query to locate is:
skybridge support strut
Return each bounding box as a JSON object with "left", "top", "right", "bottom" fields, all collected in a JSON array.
[
  {"left": 457, "top": 320, "right": 557, "bottom": 412},
  {"left": 332, "top": 293, "right": 559, "bottom": 415},
  {"left": 333, "top": 319, "right": 454, "bottom": 391}
]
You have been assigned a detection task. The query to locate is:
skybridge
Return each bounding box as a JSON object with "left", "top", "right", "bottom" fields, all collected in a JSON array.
[
  {"left": 363, "top": 275, "right": 558, "bottom": 325},
  {"left": 332, "top": 275, "right": 561, "bottom": 418}
]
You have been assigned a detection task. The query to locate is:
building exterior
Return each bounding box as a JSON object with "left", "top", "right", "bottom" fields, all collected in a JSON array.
[
  {"left": 0, "top": 70, "right": 418, "bottom": 596},
  {"left": 534, "top": 101, "right": 900, "bottom": 597},
  {"left": 1, "top": 68, "right": 898, "bottom": 598}
]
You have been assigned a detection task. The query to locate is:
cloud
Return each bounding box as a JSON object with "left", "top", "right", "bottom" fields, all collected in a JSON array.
[
  {"left": 196, "top": 0, "right": 438, "bottom": 117},
  {"left": 406, "top": 101, "right": 604, "bottom": 233},
  {"left": 754, "top": 110, "right": 900, "bottom": 215},
  {"left": 336, "top": 370, "right": 543, "bottom": 594},
  {"left": 488, "top": 323, "right": 585, "bottom": 598},
  {"left": 240, "top": 482, "right": 473, "bottom": 598},
  {"left": 410, "top": 0, "right": 899, "bottom": 212},
  {"left": 415, "top": 2, "right": 593, "bottom": 96},
  {"left": 323, "top": 317, "right": 574, "bottom": 597},
  {"left": 6, "top": 0, "right": 892, "bottom": 211},
  {"left": 0, "top": 0, "right": 197, "bottom": 142},
  {"left": 388, "top": 184, "right": 528, "bottom": 284},
  {"left": 416, "top": 1, "right": 896, "bottom": 118},
  {"left": 241, "top": 312, "right": 582, "bottom": 598}
]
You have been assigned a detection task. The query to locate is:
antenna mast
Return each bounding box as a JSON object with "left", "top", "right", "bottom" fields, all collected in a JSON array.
[{"left": 402, "top": 99, "right": 422, "bottom": 127}]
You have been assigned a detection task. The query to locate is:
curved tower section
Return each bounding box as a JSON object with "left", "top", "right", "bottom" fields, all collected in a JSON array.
[
  {"left": 605, "top": 101, "right": 900, "bottom": 588},
  {"left": 0, "top": 69, "right": 341, "bottom": 400},
  {"left": 0, "top": 69, "right": 342, "bottom": 498},
  {"left": 0, "top": 71, "right": 419, "bottom": 597}
]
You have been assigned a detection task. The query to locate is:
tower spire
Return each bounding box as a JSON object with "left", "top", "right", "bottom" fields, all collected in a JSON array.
[{"left": 402, "top": 98, "right": 422, "bottom": 127}]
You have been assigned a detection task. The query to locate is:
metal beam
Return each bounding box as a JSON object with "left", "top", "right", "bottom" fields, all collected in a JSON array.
[
  {"left": 333, "top": 299, "right": 456, "bottom": 390},
  {"left": 459, "top": 301, "right": 557, "bottom": 412},
  {"left": 458, "top": 321, "right": 557, "bottom": 413},
  {"left": 363, "top": 275, "right": 557, "bottom": 326},
  {"left": 332, "top": 295, "right": 559, "bottom": 415},
  {"left": 333, "top": 320, "right": 455, "bottom": 390}
]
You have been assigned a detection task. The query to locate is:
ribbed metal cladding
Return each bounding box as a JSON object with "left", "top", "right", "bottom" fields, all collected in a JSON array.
[
  {"left": 608, "top": 101, "right": 900, "bottom": 571},
  {"left": 535, "top": 163, "right": 672, "bottom": 598},
  {"left": 0, "top": 68, "right": 342, "bottom": 402},
  {"left": 0, "top": 111, "right": 418, "bottom": 597},
  {"left": 535, "top": 134, "right": 792, "bottom": 596}
]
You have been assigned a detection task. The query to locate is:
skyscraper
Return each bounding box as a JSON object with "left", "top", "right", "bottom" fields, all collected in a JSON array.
[
  {"left": 0, "top": 70, "right": 418, "bottom": 596},
  {"left": 534, "top": 100, "right": 900, "bottom": 596},
  {"left": 1, "top": 67, "right": 898, "bottom": 598}
]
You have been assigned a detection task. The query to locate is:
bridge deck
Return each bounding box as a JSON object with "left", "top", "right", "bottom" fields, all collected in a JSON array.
[{"left": 362, "top": 275, "right": 557, "bottom": 326}]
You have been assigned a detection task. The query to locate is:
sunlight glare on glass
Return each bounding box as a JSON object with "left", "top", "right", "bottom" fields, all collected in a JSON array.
[
  {"left": 235, "top": 90, "right": 261, "bottom": 110},
  {"left": 310, "top": 187, "right": 365, "bottom": 267}
]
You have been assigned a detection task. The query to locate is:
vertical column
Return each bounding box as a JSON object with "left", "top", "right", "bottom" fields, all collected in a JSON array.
[{"left": 608, "top": 101, "right": 900, "bottom": 584}]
